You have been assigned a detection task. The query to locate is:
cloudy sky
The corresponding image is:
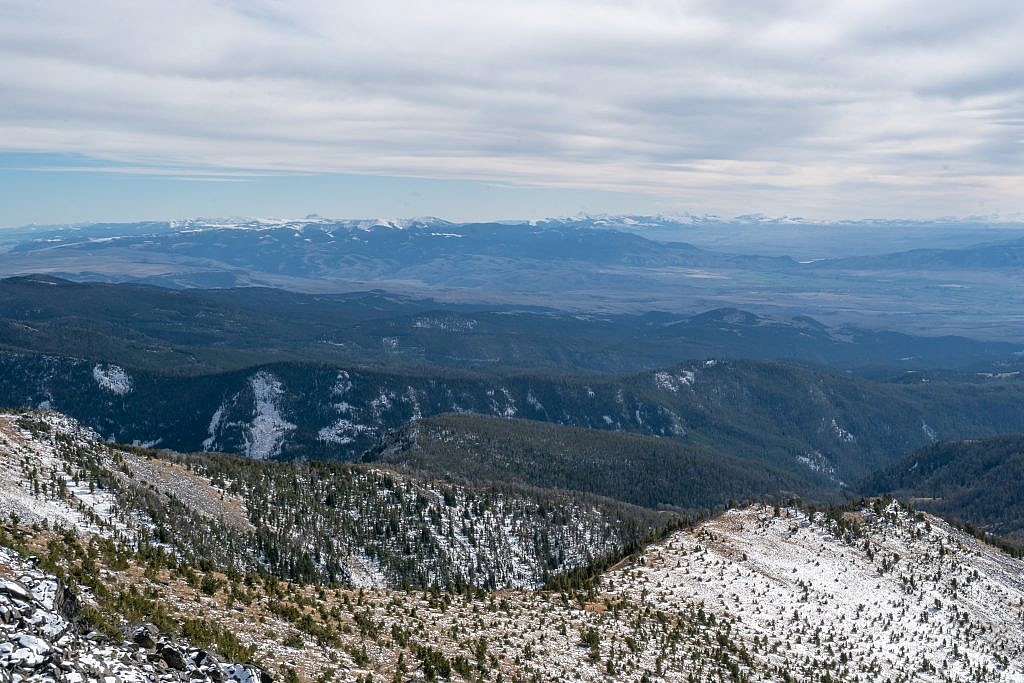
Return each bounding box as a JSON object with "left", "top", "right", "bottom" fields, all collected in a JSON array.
[{"left": 1, "top": 0, "right": 1022, "bottom": 225}]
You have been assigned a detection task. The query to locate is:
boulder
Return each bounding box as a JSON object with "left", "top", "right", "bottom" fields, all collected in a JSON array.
[
  {"left": 131, "top": 624, "right": 159, "bottom": 650},
  {"left": 0, "top": 581, "right": 31, "bottom": 603},
  {"left": 159, "top": 644, "right": 188, "bottom": 671}
]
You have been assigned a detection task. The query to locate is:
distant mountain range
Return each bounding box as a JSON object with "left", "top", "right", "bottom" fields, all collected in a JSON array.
[
  {"left": 0, "top": 276, "right": 1019, "bottom": 375},
  {"left": 3, "top": 216, "right": 1024, "bottom": 337}
]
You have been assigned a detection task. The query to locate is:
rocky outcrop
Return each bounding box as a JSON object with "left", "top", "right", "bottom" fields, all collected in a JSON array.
[{"left": 0, "top": 546, "right": 269, "bottom": 683}]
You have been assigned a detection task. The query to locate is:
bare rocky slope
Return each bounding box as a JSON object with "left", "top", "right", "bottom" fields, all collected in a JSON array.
[
  {"left": 0, "top": 544, "right": 268, "bottom": 683},
  {"left": 2, "top": 409, "right": 1024, "bottom": 682}
]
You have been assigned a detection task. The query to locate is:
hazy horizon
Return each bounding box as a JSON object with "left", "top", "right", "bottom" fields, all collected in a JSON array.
[{"left": 2, "top": 1, "right": 1022, "bottom": 226}]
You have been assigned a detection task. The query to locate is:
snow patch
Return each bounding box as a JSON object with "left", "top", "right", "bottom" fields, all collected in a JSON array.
[
  {"left": 654, "top": 370, "right": 695, "bottom": 392},
  {"left": 921, "top": 421, "right": 938, "bottom": 441},
  {"left": 242, "top": 371, "right": 295, "bottom": 460},
  {"left": 202, "top": 405, "right": 225, "bottom": 451},
  {"left": 413, "top": 316, "right": 478, "bottom": 332},
  {"left": 92, "top": 364, "right": 133, "bottom": 395},
  {"left": 830, "top": 417, "right": 856, "bottom": 443}
]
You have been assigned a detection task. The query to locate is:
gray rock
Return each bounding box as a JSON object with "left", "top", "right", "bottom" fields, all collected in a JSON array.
[
  {"left": 7, "top": 645, "right": 44, "bottom": 669},
  {"left": 195, "top": 650, "right": 220, "bottom": 668},
  {"left": 0, "top": 582, "right": 31, "bottom": 603},
  {"left": 160, "top": 644, "right": 188, "bottom": 671},
  {"left": 50, "top": 581, "right": 80, "bottom": 624},
  {"left": 16, "top": 633, "right": 51, "bottom": 655},
  {"left": 132, "top": 624, "right": 159, "bottom": 650}
]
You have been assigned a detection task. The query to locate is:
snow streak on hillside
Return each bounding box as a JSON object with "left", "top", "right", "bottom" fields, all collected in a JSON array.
[
  {"left": 91, "top": 364, "right": 133, "bottom": 395},
  {"left": 203, "top": 370, "right": 297, "bottom": 459},
  {"left": 243, "top": 371, "right": 296, "bottom": 460}
]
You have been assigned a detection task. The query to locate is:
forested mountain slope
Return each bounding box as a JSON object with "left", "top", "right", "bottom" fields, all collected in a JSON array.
[
  {"left": 3, "top": 276, "right": 1018, "bottom": 375},
  {"left": 3, "top": 353, "right": 1024, "bottom": 483},
  {"left": 860, "top": 434, "right": 1024, "bottom": 544},
  {"left": 1, "top": 410, "right": 669, "bottom": 590},
  {"left": 370, "top": 413, "right": 831, "bottom": 511}
]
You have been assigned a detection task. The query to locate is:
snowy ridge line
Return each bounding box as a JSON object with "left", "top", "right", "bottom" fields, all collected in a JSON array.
[
  {"left": 604, "top": 502, "right": 1024, "bottom": 681},
  {"left": 0, "top": 411, "right": 151, "bottom": 540},
  {"left": 0, "top": 410, "right": 254, "bottom": 545}
]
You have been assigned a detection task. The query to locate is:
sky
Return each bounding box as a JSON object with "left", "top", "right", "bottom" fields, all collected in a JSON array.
[{"left": 1, "top": 0, "right": 1022, "bottom": 226}]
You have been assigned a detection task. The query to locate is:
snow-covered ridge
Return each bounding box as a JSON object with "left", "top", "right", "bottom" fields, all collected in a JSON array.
[
  {"left": 598, "top": 502, "right": 1024, "bottom": 681},
  {"left": 542, "top": 211, "right": 1024, "bottom": 227},
  {"left": 0, "top": 411, "right": 146, "bottom": 537},
  {"left": 167, "top": 216, "right": 455, "bottom": 233},
  {"left": 0, "top": 410, "right": 253, "bottom": 540}
]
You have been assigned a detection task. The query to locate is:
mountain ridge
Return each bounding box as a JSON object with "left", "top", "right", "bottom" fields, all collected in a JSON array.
[
  {"left": 3, "top": 411, "right": 1023, "bottom": 683},
  {"left": 1, "top": 276, "right": 1019, "bottom": 375},
  {"left": 4, "top": 217, "right": 1024, "bottom": 337},
  {"left": 3, "top": 351, "right": 1024, "bottom": 486}
]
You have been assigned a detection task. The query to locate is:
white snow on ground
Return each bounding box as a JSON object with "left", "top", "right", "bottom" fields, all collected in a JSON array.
[
  {"left": 391, "top": 477, "right": 624, "bottom": 589},
  {"left": 330, "top": 370, "right": 353, "bottom": 397},
  {"left": 366, "top": 389, "right": 395, "bottom": 426},
  {"left": 242, "top": 371, "right": 296, "bottom": 460},
  {"left": 403, "top": 386, "right": 423, "bottom": 421},
  {"left": 0, "top": 412, "right": 151, "bottom": 538},
  {"left": 345, "top": 554, "right": 389, "bottom": 588},
  {"left": 202, "top": 404, "right": 225, "bottom": 450},
  {"left": 333, "top": 501, "right": 1024, "bottom": 682},
  {"left": 318, "top": 371, "right": 377, "bottom": 444},
  {"left": 922, "top": 420, "right": 939, "bottom": 441},
  {"left": 317, "top": 418, "right": 373, "bottom": 445},
  {"left": 794, "top": 450, "right": 843, "bottom": 484},
  {"left": 609, "top": 503, "right": 1024, "bottom": 682},
  {"left": 91, "top": 364, "right": 133, "bottom": 394},
  {"left": 1, "top": 410, "right": 254, "bottom": 541},
  {"left": 830, "top": 417, "right": 856, "bottom": 442},
  {"left": 412, "top": 316, "right": 477, "bottom": 332},
  {"left": 486, "top": 387, "right": 518, "bottom": 418},
  {"left": 654, "top": 369, "right": 695, "bottom": 392}
]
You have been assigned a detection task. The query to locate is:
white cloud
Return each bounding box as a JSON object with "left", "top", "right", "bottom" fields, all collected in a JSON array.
[{"left": 0, "top": 0, "right": 1021, "bottom": 217}]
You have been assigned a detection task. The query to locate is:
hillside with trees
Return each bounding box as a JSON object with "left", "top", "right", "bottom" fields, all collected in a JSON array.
[
  {"left": 369, "top": 413, "right": 831, "bottom": 512},
  {"left": 859, "top": 434, "right": 1024, "bottom": 544}
]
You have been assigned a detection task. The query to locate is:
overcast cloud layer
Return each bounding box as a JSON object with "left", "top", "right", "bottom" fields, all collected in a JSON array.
[{"left": 1, "top": 0, "right": 1022, "bottom": 218}]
